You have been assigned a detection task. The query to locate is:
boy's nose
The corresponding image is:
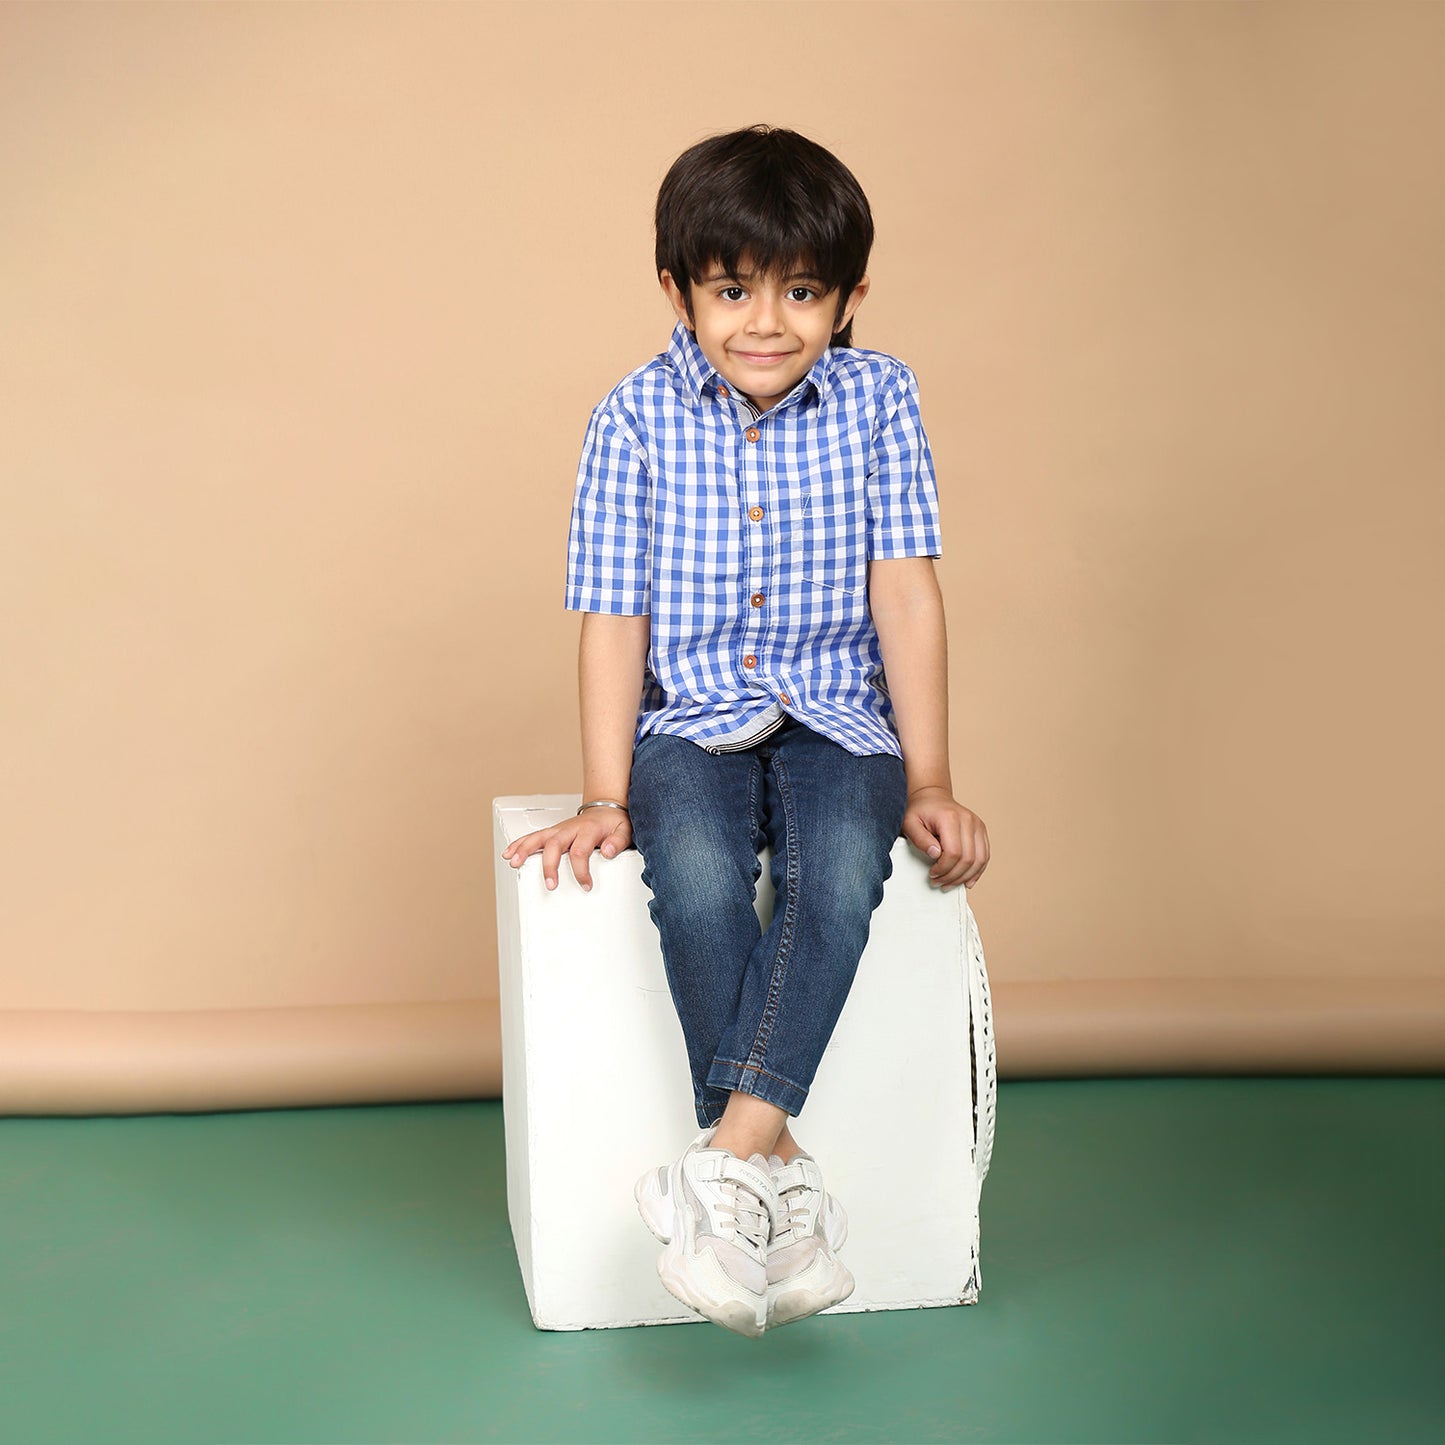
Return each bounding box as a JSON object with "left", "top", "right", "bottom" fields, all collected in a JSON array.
[{"left": 746, "top": 295, "right": 784, "bottom": 335}]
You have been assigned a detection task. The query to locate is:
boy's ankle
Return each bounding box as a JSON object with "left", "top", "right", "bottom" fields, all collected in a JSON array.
[
  {"left": 771, "top": 1124, "right": 804, "bottom": 1166},
  {"left": 710, "top": 1128, "right": 775, "bottom": 1163},
  {"left": 709, "top": 1132, "right": 753, "bottom": 1160}
]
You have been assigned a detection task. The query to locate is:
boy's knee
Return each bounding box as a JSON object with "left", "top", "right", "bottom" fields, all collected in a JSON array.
[
  {"left": 824, "top": 855, "right": 894, "bottom": 918},
  {"left": 801, "top": 821, "right": 895, "bottom": 915},
  {"left": 639, "top": 822, "right": 757, "bottom": 912}
]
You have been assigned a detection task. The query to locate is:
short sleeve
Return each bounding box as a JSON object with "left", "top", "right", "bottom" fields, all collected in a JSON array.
[
  {"left": 564, "top": 403, "right": 652, "bottom": 615},
  {"left": 865, "top": 364, "right": 942, "bottom": 560}
]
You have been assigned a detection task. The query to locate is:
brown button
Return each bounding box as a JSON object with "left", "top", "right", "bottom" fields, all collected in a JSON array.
[
  {"left": 748, "top": 505, "right": 764, "bottom": 522},
  {"left": 743, "top": 655, "right": 757, "bottom": 669},
  {"left": 780, "top": 694, "right": 792, "bottom": 705},
  {"left": 750, "top": 592, "right": 765, "bottom": 608},
  {"left": 718, "top": 385, "right": 730, "bottom": 399},
  {"left": 745, "top": 427, "right": 760, "bottom": 443}
]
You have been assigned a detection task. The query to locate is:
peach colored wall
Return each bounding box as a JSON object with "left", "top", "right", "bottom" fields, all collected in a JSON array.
[{"left": 1, "top": 1, "right": 1442, "bottom": 1103}]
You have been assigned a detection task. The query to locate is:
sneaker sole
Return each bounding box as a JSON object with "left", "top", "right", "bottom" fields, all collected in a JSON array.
[
  {"left": 768, "top": 1255, "right": 855, "bottom": 1329},
  {"left": 634, "top": 1165, "right": 766, "bottom": 1340}
]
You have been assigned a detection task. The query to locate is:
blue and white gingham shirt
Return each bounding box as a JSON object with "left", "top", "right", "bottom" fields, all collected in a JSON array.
[{"left": 565, "top": 323, "right": 942, "bottom": 759}]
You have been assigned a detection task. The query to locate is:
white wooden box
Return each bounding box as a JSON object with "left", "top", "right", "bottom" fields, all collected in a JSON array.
[{"left": 493, "top": 795, "right": 996, "bottom": 1331}]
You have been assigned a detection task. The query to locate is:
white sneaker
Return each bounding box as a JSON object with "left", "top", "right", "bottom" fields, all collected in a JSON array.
[
  {"left": 765, "top": 1151, "right": 854, "bottom": 1328},
  {"left": 635, "top": 1128, "right": 778, "bottom": 1339}
]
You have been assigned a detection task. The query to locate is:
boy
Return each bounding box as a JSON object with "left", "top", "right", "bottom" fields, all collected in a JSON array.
[{"left": 503, "top": 126, "right": 990, "bottom": 1338}]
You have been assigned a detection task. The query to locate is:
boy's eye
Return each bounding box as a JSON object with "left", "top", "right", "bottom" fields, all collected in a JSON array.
[
  {"left": 787, "top": 286, "right": 817, "bottom": 303},
  {"left": 720, "top": 285, "right": 746, "bottom": 302}
]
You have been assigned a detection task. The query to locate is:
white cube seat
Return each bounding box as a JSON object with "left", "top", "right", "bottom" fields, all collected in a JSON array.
[{"left": 493, "top": 794, "right": 997, "bottom": 1331}]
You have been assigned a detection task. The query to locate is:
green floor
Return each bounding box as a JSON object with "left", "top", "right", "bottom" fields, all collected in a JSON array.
[{"left": 1, "top": 1079, "right": 1441, "bottom": 1445}]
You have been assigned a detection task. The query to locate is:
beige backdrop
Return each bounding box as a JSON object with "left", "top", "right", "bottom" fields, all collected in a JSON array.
[{"left": 2, "top": 0, "right": 1442, "bottom": 1111}]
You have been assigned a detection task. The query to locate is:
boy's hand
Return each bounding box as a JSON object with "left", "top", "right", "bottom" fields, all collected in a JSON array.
[
  {"left": 501, "top": 810, "right": 633, "bottom": 893},
  {"left": 902, "top": 786, "right": 990, "bottom": 891}
]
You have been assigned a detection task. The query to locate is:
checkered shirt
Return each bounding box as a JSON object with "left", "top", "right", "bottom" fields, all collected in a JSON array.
[{"left": 565, "top": 323, "right": 942, "bottom": 758}]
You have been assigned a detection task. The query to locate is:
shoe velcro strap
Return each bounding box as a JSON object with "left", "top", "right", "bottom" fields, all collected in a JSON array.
[
  {"left": 716, "top": 1156, "right": 779, "bottom": 1223},
  {"left": 772, "top": 1158, "right": 823, "bottom": 1195}
]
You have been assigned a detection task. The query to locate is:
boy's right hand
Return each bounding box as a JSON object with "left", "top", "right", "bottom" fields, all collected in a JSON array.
[{"left": 500, "top": 809, "right": 633, "bottom": 894}]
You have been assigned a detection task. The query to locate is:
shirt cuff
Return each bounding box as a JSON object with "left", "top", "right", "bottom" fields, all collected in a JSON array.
[{"left": 563, "top": 582, "right": 650, "bottom": 615}]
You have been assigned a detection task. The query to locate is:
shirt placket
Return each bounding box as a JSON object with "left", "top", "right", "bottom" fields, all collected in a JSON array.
[
  {"left": 697, "top": 383, "right": 788, "bottom": 754},
  {"left": 735, "top": 393, "right": 770, "bottom": 693}
]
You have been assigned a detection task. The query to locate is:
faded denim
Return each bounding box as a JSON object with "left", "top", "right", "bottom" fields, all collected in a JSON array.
[{"left": 628, "top": 718, "right": 907, "bottom": 1126}]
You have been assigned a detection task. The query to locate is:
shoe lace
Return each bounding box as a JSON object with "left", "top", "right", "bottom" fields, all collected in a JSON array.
[
  {"left": 774, "top": 1182, "right": 816, "bottom": 1245},
  {"left": 717, "top": 1182, "right": 772, "bottom": 1260}
]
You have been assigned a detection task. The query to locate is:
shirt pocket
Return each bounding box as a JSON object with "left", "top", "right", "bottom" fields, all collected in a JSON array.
[{"left": 799, "top": 472, "right": 868, "bottom": 596}]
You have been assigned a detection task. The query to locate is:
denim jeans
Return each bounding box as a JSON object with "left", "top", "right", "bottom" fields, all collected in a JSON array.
[{"left": 628, "top": 718, "right": 908, "bottom": 1127}]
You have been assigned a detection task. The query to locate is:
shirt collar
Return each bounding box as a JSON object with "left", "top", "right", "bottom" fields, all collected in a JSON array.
[{"left": 667, "top": 322, "right": 837, "bottom": 409}]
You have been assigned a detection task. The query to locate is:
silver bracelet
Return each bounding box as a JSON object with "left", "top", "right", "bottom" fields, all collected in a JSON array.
[{"left": 576, "top": 799, "right": 629, "bottom": 816}]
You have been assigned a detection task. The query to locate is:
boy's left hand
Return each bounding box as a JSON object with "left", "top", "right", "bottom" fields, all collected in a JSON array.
[{"left": 903, "top": 786, "right": 990, "bottom": 890}]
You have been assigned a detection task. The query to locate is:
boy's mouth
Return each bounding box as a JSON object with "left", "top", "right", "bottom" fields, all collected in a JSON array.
[{"left": 733, "top": 351, "right": 794, "bottom": 364}]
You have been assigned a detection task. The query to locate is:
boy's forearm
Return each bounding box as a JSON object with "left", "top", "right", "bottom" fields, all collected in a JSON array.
[
  {"left": 869, "top": 557, "right": 952, "bottom": 796},
  {"left": 578, "top": 611, "right": 650, "bottom": 803}
]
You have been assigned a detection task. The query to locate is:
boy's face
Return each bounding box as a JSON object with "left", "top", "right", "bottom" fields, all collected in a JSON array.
[{"left": 661, "top": 260, "right": 869, "bottom": 413}]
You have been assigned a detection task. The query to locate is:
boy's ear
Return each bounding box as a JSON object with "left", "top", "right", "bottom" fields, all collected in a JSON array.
[
  {"left": 834, "top": 275, "right": 870, "bottom": 335},
  {"left": 660, "top": 271, "right": 694, "bottom": 330}
]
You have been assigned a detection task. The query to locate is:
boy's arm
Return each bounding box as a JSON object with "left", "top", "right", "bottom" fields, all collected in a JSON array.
[
  {"left": 502, "top": 611, "right": 650, "bottom": 892},
  {"left": 868, "top": 556, "right": 989, "bottom": 890},
  {"left": 579, "top": 611, "right": 650, "bottom": 806}
]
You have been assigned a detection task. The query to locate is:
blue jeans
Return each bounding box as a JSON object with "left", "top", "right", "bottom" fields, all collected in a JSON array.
[{"left": 628, "top": 719, "right": 908, "bottom": 1127}]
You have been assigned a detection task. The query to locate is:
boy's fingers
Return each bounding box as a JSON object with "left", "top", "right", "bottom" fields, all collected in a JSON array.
[
  {"left": 504, "top": 818, "right": 634, "bottom": 887},
  {"left": 504, "top": 829, "right": 548, "bottom": 866},
  {"left": 958, "top": 825, "right": 990, "bottom": 888},
  {"left": 929, "top": 814, "right": 965, "bottom": 880},
  {"left": 961, "top": 838, "right": 990, "bottom": 887},
  {"left": 941, "top": 857, "right": 973, "bottom": 888},
  {"left": 945, "top": 828, "right": 990, "bottom": 889},
  {"left": 902, "top": 814, "right": 942, "bottom": 859},
  {"left": 541, "top": 836, "right": 566, "bottom": 891}
]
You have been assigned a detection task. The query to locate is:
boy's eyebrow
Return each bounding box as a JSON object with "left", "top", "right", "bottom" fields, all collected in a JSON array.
[{"left": 699, "top": 268, "right": 829, "bottom": 286}]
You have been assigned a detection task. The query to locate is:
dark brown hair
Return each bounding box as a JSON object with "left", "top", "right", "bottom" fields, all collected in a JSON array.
[{"left": 655, "top": 126, "right": 874, "bottom": 348}]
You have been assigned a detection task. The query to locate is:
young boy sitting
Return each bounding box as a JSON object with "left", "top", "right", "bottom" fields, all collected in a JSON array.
[{"left": 503, "top": 125, "right": 990, "bottom": 1338}]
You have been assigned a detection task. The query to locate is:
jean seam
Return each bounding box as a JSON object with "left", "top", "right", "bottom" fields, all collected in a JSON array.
[
  {"left": 708, "top": 1059, "right": 808, "bottom": 1116},
  {"left": 711, "top": 1057, "right": 807, "bottom": 1093},
  {"left": 745, "top": 750, "right": 798, "bottom": 1069},
  {"left": 747, "top": 753, "right": 762, "bottom": 858}
]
